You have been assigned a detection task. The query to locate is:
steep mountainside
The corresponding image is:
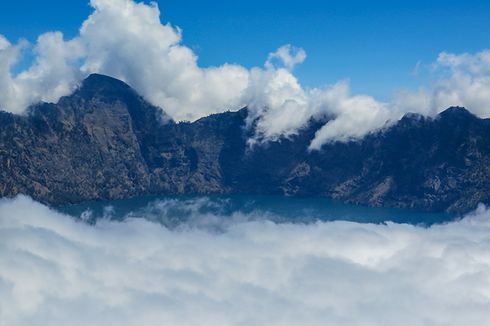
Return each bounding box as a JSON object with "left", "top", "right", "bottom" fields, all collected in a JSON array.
[{"left": 1, "top": 74, "right": 489, "bottom": 212}]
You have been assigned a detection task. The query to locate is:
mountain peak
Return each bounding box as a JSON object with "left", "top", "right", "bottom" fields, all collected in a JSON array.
[
  {"left": 438, "top": 106, "right": 475, "bottom": 120},
  {"left": 78, "top": 74, "right": 133, "bottom": 98},
  {"left": 83, "top": 73, "right": 129, "bottom": 86}
]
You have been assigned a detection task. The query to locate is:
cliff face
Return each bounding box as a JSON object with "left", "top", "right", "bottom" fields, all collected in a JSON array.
[
  {"left": 0, "top": 74, "right": 249, "bottom": 204},
  {"left": 1, "top": 74, "right": 490, "bottom": 212}
]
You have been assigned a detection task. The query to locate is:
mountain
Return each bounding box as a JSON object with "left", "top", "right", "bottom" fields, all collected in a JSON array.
[{"left": 1, "top": 74, "right": 490, "bottom": 213}]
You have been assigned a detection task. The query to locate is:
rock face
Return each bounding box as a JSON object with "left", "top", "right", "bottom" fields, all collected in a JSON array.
[{"left": 1, "top": 74, "right": 490, "bottom": 212}]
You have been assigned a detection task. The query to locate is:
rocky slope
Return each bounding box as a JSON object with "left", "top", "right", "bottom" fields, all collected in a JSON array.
[{"left": 1, "top": 74, "right": 489, "bottom": 212}]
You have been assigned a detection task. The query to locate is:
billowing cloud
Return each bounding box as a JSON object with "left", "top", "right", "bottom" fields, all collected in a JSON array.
[
  {"left": 395, "top": 50, "right": 490, "bottom": 119},
  {"left": 79, "top": 0, "right": 250, "bottom": 121},
  {"left": 0, "top": 33, "right": 84, "bottom": 114},
  {"left": 1, "top": 195, "right": 490, "bottom": 325},
  {"left": 308, "top": 82, "right": 393, "bottom": 149},
  {"left": 1, "top": 0, "right": 490, "bottom": 148},
  {"left": 265, "top": 44, "right": 307, "bottom": 71}
]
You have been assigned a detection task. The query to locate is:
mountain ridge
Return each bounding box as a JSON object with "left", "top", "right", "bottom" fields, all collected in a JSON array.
[{"left": 1, "top": 74, "right": 489, "bottom": 213}]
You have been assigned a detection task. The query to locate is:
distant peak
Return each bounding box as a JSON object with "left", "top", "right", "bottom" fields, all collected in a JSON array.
[
  {"left": 78, "top": 74, "right": 133, "bottom": 97},
  {"left": 438, "top": 106, "right": 475, "bottom": 119},
  {"left": 84, "top": 73, "right": 127, "bottom": 83}
]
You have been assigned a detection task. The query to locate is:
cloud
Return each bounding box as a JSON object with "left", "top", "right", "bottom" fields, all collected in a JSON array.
[
  {"left": 79, "top": 0, "right": 250, "bottom": 121},
  {"left": 392, "top": 50, "right": 490, "bottom": 119},
  {"left": 1, "top": 0, "right": 490, "bottom": 148},
  {"left": 437, "top": 50, "right": 490, "bottom": 75},
  {"left": 0, "top": 33, "right": 83, "bottom": 114},
  {"left": 265, "top": 44, "right": 307, "bottom": 71},
  {"left": 308, "top": 82, "right": 393, "bottom": 149},
  {"left": 0, "top": 36, "right": 27, "bottom": 114},
  {"left": 1, "top": 195, "right": 490, "bottom": 325}
]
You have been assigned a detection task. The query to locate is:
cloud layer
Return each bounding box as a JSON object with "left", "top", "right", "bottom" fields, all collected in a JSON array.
[
  {"left": 1, "top": 0, "right": 490, "bottom": 148},
  {"left": 1, "top": 195, "right": 490, "bottom": 325}
]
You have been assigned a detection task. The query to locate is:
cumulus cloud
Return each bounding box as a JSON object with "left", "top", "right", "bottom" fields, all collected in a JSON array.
[
  {"left": 392, "top": 50, "right": 490, "bottom": 119},
  {"left": 0, "top": 33, "right": 83, "bottom": 114},
  {"left": 79, "top": 0, "right": 250, "bottom": 121},
  {"left": 1, "top": 0, "right": 490, "bottom": 148},
  {"left": 308, "top": 82, "right": 393, "bottom": 148},
  {"left": 0, "top": 0, "right": 250, "bottom": 121},
  {"left": 1, "top": 195, "right": 490, "bottom": 325},
  {"left": 265, "top": 44, "right": 307, "bottom": 71}
]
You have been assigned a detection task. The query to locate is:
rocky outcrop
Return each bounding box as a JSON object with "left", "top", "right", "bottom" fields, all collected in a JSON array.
[{"left": 1, "top": 74, "right": 490, "bottom": 212}]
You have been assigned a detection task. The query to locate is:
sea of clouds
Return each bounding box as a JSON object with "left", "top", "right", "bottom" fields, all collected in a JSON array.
[
  {"left": 2, "top": 195, "right": 490, "bottom": 325},
  {"left": 1, "top": 0, "right": 490, "bottom": 148}
]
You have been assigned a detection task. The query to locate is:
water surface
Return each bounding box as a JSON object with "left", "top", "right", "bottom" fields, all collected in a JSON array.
[{"left": 57, "top": 194, "right": 457, "bottom": 227}]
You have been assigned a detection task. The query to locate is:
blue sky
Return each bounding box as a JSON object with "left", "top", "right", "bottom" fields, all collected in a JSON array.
[{"left": 0, "top": 0, "right": 489, "bottom": 99}]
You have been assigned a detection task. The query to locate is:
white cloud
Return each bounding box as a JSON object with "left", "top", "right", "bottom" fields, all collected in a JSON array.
[
  {"left": 393, "top": 50, "right": 490, "bottom": 119},
  {"left": 0, "top": 33, "right": 83, "bottom": 114},
  {"left": 265, "top": 44, "right": 307, "bottom": 71},
  {"left": 0, "top": 36, "right": 26, "bottom": 113},
  {"left": 244, "top": 67, "right": 310, "bottom": 142},
  {"left": 437, "top": 50, "right": 490, "bottom": 75},
  {"left": 1, "top": 0, "right": 490, "bottom": 148},
  {"left": 309, "top": 82, "right": 393, "bottom": 149},
  {"left": 79, "top": 0, "right": 250, "bottom": 121},
  {"left": 1, "top": 195, "right": 490, "bottom": 325},
  {"left": 16, "top": 33, "right": 84, "bottom": 108}
]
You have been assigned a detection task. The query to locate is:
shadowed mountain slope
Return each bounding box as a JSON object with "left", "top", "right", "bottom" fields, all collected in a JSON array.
[{"left": 1, "top": 74, "right": 489, "bottom": 213}]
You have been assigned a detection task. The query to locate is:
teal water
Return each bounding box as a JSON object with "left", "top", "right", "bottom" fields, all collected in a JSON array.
[{"left": 57, "top": 194, "right": 457, "bottom": 227}]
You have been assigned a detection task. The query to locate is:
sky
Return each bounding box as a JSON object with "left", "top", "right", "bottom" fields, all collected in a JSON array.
[
  {"left": 1, "top": 0, "right": 490, "bottom": 98},
  {"left": 1, "top": 0, "right": 490, "bottom": 147}
]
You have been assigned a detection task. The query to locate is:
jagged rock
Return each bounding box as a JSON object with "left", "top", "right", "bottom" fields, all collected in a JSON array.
[{"left": 1, "top": 74, "right": 489, "bottom": 213}]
